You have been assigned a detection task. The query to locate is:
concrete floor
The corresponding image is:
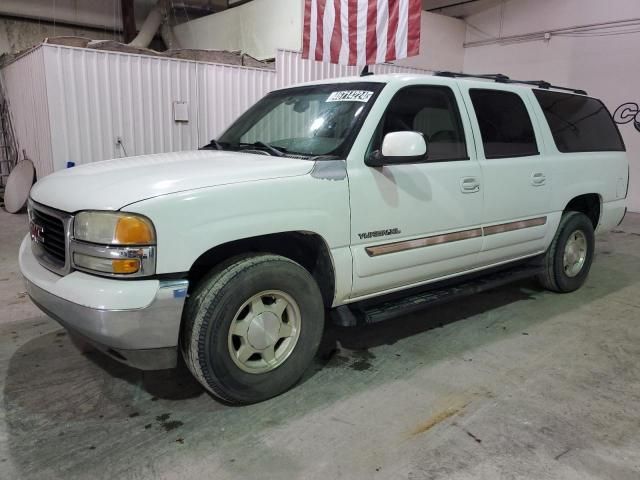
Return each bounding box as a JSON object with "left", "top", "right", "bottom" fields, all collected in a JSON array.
[{"left": 1, "top": 209, "right": 640, "bottom": 480}]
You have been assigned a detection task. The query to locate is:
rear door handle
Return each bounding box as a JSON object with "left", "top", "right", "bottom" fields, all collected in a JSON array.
[
  {"left": 461, "top": 177, "right": 480, "bottom": 193},
  {"left": 531, "top": 172, "right": 546, "bottom": 186}
]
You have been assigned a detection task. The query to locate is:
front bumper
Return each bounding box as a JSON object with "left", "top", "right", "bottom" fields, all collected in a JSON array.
[{"left": 19, "top": 235, "right": 188, "bottom": 370}]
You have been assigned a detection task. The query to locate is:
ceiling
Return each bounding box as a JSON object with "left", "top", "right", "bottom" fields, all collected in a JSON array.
[
  {"left": 167, "top": 1, "right": 503, "bottom": 19},
  {"left": 421, "top": 0, "right": 502, "bottom": 18},
  {"left": 160, "top": 1, "right": 500, "bottom": 21}
]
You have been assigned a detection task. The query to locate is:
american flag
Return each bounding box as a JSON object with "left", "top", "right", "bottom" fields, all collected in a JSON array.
[{"left": 302, "top": 0, "right": 422, "bottom": 66}]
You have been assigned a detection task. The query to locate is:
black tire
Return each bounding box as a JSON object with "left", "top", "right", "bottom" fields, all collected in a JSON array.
[
  {"left": 181, "top": 254, "right": 325, "bottom": 404},
  {"left": 537, "top": 211, "right": 595, "bottom": 293}
]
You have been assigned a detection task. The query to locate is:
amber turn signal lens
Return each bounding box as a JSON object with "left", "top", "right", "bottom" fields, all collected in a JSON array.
[
  {"left": 114, "top": 216, "right": 155, "bottom": 245},
  {"left": 112, "top": 258, "right": 140, "bottom": 274}
]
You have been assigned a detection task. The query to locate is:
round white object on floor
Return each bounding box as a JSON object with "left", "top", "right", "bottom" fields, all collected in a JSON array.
[{"left": 3, "top": 160, "right": 35, "bottom": 213}]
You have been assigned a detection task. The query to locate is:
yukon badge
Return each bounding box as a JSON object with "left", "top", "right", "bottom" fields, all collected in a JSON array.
[{"left": 358, "top": 228, "right": 401, "bottom": 240}]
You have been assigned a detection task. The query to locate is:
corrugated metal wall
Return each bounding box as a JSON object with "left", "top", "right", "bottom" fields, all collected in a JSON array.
[
  {"left": 42, "top": 45, "right": 277, "bottom": 171},
  {"left": 44, "top": 47, "right": 198, "bottom": 171},
  {"left": 2, "top": 46, "right": 433, "bottom": 177},
  {"left": 197, "top": 61, "right": 276, "bottom": 146},
  {"left": 1, "top": 47, "right": 54, "bottom": 179}
]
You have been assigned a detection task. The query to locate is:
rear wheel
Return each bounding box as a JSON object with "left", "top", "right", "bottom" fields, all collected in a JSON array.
[
  {"left": 181, "top": 254, "right": 325, "bottom": 404},
  {"left": 537, "top": 211, "right": 595, "bottom": 293}
]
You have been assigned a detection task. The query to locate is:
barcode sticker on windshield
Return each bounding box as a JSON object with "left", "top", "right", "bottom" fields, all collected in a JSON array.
[{"left": 326, "top": 90, "right": 374, "bottom": 103}]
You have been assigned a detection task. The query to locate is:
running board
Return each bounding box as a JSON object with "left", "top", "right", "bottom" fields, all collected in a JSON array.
[{"left": 332, "top": 264, "right": 543, "bottom": 326}]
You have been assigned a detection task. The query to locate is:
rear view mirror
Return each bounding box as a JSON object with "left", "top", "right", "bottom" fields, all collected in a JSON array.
[{"left": 366, "top": 131, "right": 427, "bottom": 167}]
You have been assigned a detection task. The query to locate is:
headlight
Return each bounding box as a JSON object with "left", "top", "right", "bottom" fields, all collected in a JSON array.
[
  {"left": 71, "top": 211, "right": 156, "bottom": 277},
  {"left": 74, "top": 211, "right": 155, "bottom": 245},
  {"left": 73, "top": 252, "right": 142, "bottom": 275}
]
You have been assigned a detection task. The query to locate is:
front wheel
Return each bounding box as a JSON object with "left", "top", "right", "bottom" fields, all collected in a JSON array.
[
  {"left": 181, "top": 254, "right": 325, "bottom": 404},
  {"left": 537, "top": 211, "right": 595, "bottom": 293}
]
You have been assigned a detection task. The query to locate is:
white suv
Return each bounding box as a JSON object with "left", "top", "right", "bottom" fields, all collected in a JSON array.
[{"left": 20, "top": 72, "right": 629, "bottom": 404}]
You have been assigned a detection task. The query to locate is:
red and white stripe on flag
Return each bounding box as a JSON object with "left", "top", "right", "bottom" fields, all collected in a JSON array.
[{"left": 302, "top": 0, "right": 421, "bottom": 66}]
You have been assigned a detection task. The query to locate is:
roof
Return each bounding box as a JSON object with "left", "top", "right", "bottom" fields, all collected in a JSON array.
[
  {"left": 290, "top": 73, "right": 418, "bottom": 87},
  {"left": 284, "top": 72, "right": 588, "bottom": 96}
]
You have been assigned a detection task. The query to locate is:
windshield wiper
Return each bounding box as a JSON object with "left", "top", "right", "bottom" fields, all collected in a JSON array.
[
  {"left": 238, "top": 141, "right": 286, "bottom": 157},
  {"left": 309, "top": 154, "right": 341, "bottom": 161},
  {"left": 200, "top": 139, "right": 225, "bottom": 150}
]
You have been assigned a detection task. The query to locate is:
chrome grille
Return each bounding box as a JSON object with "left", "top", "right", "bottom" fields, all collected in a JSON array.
[
  {"left": 32, "top": 208, "right": 66, "bottom": 263},
  {"left": 28, "top": 201, "right": 73, "bottom": 275}
]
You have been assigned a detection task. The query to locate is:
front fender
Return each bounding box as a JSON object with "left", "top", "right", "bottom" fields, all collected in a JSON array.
[{"left": 124, "top": 173, "right": 352, "bottom": 298}]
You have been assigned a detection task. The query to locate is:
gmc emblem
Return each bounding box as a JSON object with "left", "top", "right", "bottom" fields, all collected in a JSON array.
[{"left": 30, "top": 221, "right": 45, "bottom": 245}]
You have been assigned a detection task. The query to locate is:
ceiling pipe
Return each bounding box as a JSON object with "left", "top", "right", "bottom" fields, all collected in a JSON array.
[
  {"left": 161, "top": 23, "right": 181, "bottom": 49},
  {"left": 128, "top": 0, "right": 183, "bottom": 50},
  {"left": 128, "top": 2, "right": 163, "bottom": 48}
]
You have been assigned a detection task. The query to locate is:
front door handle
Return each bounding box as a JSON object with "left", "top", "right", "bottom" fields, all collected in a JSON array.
[
  {"left": 461, "top": 177, "right": 480, "bottom": 193},
  {"left": 531, "top": 172, "right": 547, "bottom": 186}
]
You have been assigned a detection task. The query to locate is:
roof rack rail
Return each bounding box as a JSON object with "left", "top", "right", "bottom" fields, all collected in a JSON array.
[
  {"left": 434, "top": 71, "right": 588, "bottom": 95},
  {"left": 435, "top": 71, "right": 510, "bottom": 82},
  {"left": 504, "top": 79, "right": 588, "bottom": 96}
]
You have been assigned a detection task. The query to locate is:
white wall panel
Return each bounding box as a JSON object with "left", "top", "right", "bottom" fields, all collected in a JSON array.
[
  {"left": 40, "top": 45, "right": 277, "bottom": 168},
  {"left": 43, "top": 45, "right": 201, "bottom": 171},
  {"left": 197, "top": 62, "right": 276, "bottom": 145},
  {"left": 393, "top": 12, "right": 466, "bottom": 71},
  {"left": 0, "top": 47, "right": 53, "bottom": 179},
  {"left": 174, "top": 0, "right": 303, "bottom": 60}
]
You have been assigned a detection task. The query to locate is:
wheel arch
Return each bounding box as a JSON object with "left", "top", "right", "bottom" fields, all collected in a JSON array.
[
  {"left": 187, "top": 231, "right": 336, "bottom": 308},
  {"left": 564, "top": 193, "right": 602, "bottom": 229}
]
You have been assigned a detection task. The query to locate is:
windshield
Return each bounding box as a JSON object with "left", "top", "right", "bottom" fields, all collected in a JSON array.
[{"left": 216, "top": 82, "right": 384, "bottom": 157}]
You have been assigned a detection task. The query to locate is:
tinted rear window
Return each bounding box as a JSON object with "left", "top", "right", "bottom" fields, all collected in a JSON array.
[
  {"left": 534, "top": 90, "right": 625, "bottom": 153},
  {"left": 469, "top": 89, "right": 539, "bottom": 159}
]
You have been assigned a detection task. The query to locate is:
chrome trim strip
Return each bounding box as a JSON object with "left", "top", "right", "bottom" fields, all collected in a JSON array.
[
  {"left": 483, "top": 216, "right": 547, "bottom": 236},
  {"left": 70, "top": 240, "right": 156, "bottom": 278},
  {"left": 365, "top": 216, "right": 548, "bottom": 257},
  {"left": 366, "top": 228, "right": 483, "bottom": 257}
]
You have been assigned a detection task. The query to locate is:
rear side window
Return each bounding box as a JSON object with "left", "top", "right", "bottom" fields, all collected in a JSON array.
[
  {"left": 533, "top": 90, "right": 625, "bottom": 153},
  {"left": 469, "top": 89, "right": 539, "bottom": 159}
]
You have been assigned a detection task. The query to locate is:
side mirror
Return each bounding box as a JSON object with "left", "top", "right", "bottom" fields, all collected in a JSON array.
[{"left": 366, "top": 131, "right": 427, "bottom": 167}]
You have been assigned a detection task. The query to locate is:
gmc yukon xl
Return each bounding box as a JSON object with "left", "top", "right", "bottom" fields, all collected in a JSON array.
[{"left": 20, "top": 72, "right": 629, "bottom": 404}]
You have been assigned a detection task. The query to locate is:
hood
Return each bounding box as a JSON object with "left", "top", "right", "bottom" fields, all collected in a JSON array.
[{"left": 30, "top": 150, "right": 314, "bottom": 212}]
